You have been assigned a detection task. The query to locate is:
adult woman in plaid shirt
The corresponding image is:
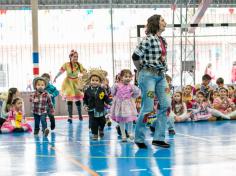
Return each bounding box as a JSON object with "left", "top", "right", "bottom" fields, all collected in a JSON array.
[{"left": 132, "top": 14, "right": 170, "bottom": 149}]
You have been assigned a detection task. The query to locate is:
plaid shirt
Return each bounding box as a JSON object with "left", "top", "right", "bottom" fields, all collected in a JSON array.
[
  {"left": 30, "top": 91, "right": 54, "bottom": 115},
  {"left": 133, "top": 34, "right": 168, "bottom": 72}
]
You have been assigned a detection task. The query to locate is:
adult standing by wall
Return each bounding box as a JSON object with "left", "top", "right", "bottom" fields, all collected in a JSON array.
[
  {"left": 231, "top": 61, "right": 236, "bottom": 84},
  {"left": 132, "top": 14, "right": 170, "bottom": 149},
  {"left": 53, "top": 50, "right": 86, "bottom": 123},
  {"left": 204, "top": 63, "right": 215, "bottom": 80}
]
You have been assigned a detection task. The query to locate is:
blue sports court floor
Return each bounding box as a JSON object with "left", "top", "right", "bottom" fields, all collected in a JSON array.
[{"left": 1, "top": 118, "right": 236, "bottom": 176}]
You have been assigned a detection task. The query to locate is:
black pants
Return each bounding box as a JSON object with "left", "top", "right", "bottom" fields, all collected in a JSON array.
[
  {"left": 89, "top": 111, "right": 106, "bottom": 135},
  {"left": 0, "top": 117, "right": 6, "bottom": 128},
  {"left": 48, "top": 114, "right": 55, "bottom": 130},
  {"left": 67, "top": 101, "right": 82, "bottom": 119}
]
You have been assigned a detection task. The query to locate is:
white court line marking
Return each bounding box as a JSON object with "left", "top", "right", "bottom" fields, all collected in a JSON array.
[
  {"left": 130, "top": 169, "right": 147, "bottom": 172},
  {"left": 163, "top": 168, "right": 174, "bottom": 170},
  {"left": 96, "top": 170, "right": 116, "bottom": 173},
  {"left": 191, "top": 134, "right": 236, "bottom": 138},
  {"left": 176, "top": 133, "right": 213, "bottom": 142}
]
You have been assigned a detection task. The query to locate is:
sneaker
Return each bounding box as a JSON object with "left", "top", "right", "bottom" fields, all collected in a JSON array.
[
  {"left": 168, "top": 129, "right": 176, "bottom": 135},
  {"left": 34, "top": 129, "right": 39, "bottom": 135},
  {"left": 135, "top": 142, "right": 147, "bottom": 149},
  {"left": 152, "top": 141, "right": 170, "bottom": 148},
  {"left": 92, "top": 135, "right": 98, "bottom": 140},
  {"left": 44, "top": 128, "right": 50, "bottom": 137},
  {"left": 67, "top": 118, "right": 72, "bottom": 124},
  {"left": 99, "top": 130, "right": 104, "bottom": 138}
]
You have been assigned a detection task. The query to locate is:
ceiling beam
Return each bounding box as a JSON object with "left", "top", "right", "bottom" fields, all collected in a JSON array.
[
  {"left": 188, "top": 0, "right": 213, "bottom": 33},
  {"left": 0, "top": 0, "right": 236, "bottom": 10}
]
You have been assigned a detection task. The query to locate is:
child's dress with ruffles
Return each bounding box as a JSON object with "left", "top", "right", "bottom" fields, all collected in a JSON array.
[
  {"left": 1, "top": 110, "right": 32, "bottom": 133},
  {"left": 110, "top": 83, "right": 140, "bottom": 123}
]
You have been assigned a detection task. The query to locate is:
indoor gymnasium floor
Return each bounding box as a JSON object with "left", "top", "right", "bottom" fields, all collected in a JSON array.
[{"left": 1, "top": 118, "right": 236, "bottom": 176}]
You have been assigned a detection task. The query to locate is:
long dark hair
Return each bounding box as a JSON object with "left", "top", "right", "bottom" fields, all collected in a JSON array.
[
  {"left": 171, "top": 91, "right": 184, "bottom": 114},
  {"left": 145, "top": 14, "right": 161, "bottom": 35},
  {"left": 5, "top": 87, "right": 18, "bottom": 112}
]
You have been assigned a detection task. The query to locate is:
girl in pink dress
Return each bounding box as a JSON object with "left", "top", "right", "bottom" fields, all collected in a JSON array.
[
  {"left": 111, "top": 69, "right": 140, "bottom": 142},
  {"left": 213, "top": 87, "right": 236, "bottom": 119},
  {"left": 1, "top": 97, "right": 32, "bottom": 133}
]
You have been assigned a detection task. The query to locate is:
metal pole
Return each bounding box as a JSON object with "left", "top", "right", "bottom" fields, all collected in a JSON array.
[
  {"left": 180, "top": 2, "right": 183, "bottom": 88},
  {"left": 129, "top": 29, "right": 132, "bottom": 70},
  {"left": 193, "top": 0, "right": 196, "bottom": 85},
  {"left": 171, "top": 1, "right": 177, "bottom": 81},
  {"left": 184, "top": 0, "right": 188, "bottom": 86},
  {"left": 31, "top": 0, "right": 39, "bottom": 77},
  {"left": 110, "top": 0, "right": 115, "bottom": 83}
]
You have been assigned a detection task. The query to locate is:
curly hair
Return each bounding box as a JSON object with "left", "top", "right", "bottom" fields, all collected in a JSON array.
[{"left": 145, "top": 14, "right": 161, "bottom": 35}]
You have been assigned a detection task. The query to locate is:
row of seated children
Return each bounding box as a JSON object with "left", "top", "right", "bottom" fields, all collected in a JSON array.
[
  {"left": 179, "top": 74, "right": 236, "bottom": 121},
  {"left": 147, "top": 74, "right": 236, "bottom": 134}
]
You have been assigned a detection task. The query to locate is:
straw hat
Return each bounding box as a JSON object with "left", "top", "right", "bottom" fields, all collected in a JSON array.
[{"left": 82, "top": 68, "right": 107, "bottom": 85}]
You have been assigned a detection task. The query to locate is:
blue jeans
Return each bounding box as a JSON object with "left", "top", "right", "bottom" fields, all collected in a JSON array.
[
  {"left": 135, "top": 69, "right": 170, "bottom": 143},
  {"left": 34, "top": 114, "right": 47, "bottom": 132}
]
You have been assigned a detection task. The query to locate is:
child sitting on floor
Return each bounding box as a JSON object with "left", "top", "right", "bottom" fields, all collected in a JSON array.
[{"left": 1, "top": 97, "right": 32, "bottom": 133}]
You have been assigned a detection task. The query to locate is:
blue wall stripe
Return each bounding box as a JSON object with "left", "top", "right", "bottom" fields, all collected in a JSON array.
[{"left": 33, "top": 52, "right": 39, "bottom": 64}]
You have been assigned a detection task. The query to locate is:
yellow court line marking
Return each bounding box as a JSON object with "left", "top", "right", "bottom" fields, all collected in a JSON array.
[{"left": 50, "top": 146, "right": 99, "bottom": 176}]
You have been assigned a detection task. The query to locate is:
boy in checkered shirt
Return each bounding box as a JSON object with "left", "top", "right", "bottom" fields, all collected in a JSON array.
[{"left": 30, "top": 77, "right": 55, "bottom": 137}]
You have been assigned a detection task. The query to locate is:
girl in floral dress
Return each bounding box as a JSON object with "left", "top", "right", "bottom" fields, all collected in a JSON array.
[{"left": 54, "top": 50, "right": 86, "bottom": 123}]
